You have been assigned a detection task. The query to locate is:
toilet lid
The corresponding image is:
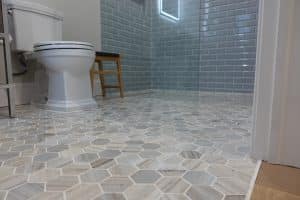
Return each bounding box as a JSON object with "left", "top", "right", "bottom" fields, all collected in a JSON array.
[{"left": 34, "top": 41, "right": 94, "bottom": 51}]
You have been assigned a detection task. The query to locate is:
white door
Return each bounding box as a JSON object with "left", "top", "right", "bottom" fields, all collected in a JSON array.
[{"left": 252, "top": 0, "right": 300, "bottom": 168}]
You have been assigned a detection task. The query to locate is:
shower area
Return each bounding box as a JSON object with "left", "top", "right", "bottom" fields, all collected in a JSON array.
[
  {"left": 100, "top": 0, "right": 258, "bottom": 93},
  {"left": 98, "top": 0, "right": 259, "bottom": 198}
]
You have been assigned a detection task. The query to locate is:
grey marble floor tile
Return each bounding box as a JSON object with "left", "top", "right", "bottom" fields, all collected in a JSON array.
[
  {"left": 15, "top": 161, "right": 45, "bottom": 174},
  {"left": 29, "top": 192, "right": 64, "bottom": 200},
  {"left": 101, "top": 177, "right": 133, "bottom": 193},
  {"left": 224, "top": 195, "right": 246, "bottom": 200},
  {"left": 6, "top": 183, "right": 44, "bottom": 200},
  {"left": 0, "top": 167, "right": 14, "bottom": 179},
  {"left": 126, "top": 140, "right": 144, "bottom": 145},
  {"left": 131, "top": 170, "right": 161, "bottom": 183},
  {"left": 214, "top": 177, "right": 249, "bottom": 195},
  {"left": 0, "top": 175, "right": 27, "bottom": 190},
  {"left": 109, "top": 164, "right": 137, "bottom": 177},
  {"left": 80, "top": 169, "right": 110, "bottom": 183},
  {"left": 75, "top": 153, "right": 99, "bottom": 163},
  {"left": 227, "top": 160, "right": 257, "bottom": 176},
  {"left": 139, "top": 151, "right": 161, "bottom": 159},
  {"left": 137, "top": 159, "right": 160, "bottom": 170},
  {"left": 91, "top": 159, "right": 116, "bottom": 169},
  {"left": 158, "top": 170, "right": 186, "bottom": 177},
  {"left": 186, "top": 186, "right": 224, "bottom": 200},
  {"left": 47, "top": 157, "right": 73, "bottom": 168},
  {"left": 0, "top": 91, "right": 256, "bottom": 199},
  {"left": 62, "top": 164, "right": 90, "bottom": 175},
  {"left": 65, "top": 184, "right": 102, "bottom": 200},
  {"left": 142, "top": 143, "right": 161, "bottom": 150},
  {"left": 116, "top": 154, "right": 142, "bottom": 165},
  {"left": 3, "top": 156, "right": 31, "bottom": 168},
  {"left": 47, "top": 144, "right": 69, "bottom": 152},
  {"left": 208, "top": 165, "right": 241, "bottom": 178},
  {"left": 92, "top": 139, "right": 110, "bottom": 145},
  {"left": 11, "top": 144, "right": 34, "bottom": 152},
  {"left": 29, "top": 169, "right": 60, "bottom": 183},
  {"left": 46, "top": 176, "right": 78, "bottom": 191},
  {"left": 156, "top": 177, "right": 190, "bottom": 194},
  {"left": 203, "top": 154, "right": 227, "bottom": 164},
  {"left": 95, "top": 193, "right": 126, "bottom": 200},
  {"left": 160, "top": 194, "right": 190, "bottom": 200},
  {"left": 180, "top": 151, "right": 202, "bottom": 159},
  {"left": 182, "top": 160, "right": 209, "bottom": 171},
  {"left": 183, "top": 171, "right": 215, "bottom": 185},
  {"left": 0, "top": 152, "right": 19, "bottom": 162},
  {"left": 33, "top": 153, "right": 58, "bottom": 162},
  {"left": 125, "top": 185, "right": 161, "bottom": 200},
  {"left": 99, "top": 150, "right": 121, "bottom": 158},
  {"left": 0, "top": 192, "right": 6, "bottom": 200}
]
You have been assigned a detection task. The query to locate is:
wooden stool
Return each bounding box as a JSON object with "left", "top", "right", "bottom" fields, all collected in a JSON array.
[{"left": 90, "top": 52, "right": 124, "bottom": 98}]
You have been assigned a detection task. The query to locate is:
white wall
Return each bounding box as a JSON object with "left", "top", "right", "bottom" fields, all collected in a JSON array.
[
  {"left": 252, "top": 0, "right": 300, "bottom": 168},
  {"left": 280, "top": 0, "right": 300, "bottom": 167},
  {"left": 251, "top": 0, "right": 280, "bottom": 160},
  {"left": 60, "top": 0, "right": 101, "bottom": 51},
  {"left": 0, "top": 0, "right": 101, "bottom": 107},
  {"left": 28, "top": 0, "right": 101, "bottom": 51}
]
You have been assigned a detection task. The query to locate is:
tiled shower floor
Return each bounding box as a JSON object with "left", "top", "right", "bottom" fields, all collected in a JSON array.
[{"left": 0, "top": 91, "right": 257, "bottom": 200}]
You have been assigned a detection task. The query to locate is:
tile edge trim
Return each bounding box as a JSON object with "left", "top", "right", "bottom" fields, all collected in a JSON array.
[{"left": 245, "top": 160, "right": 262, "bottom": 200}]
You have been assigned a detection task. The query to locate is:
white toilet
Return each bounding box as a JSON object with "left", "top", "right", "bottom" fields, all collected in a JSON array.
[
  {"left": 6, "top": 0, "right": 97, "bottom": 111},
  {"left": 33, "top": 41, "right": 96, "bottom": 111}
]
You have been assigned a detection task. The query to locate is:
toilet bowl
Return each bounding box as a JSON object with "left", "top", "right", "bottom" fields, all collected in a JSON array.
[{"left": 33, "top": 41, "right": 97, "bottom": 111}]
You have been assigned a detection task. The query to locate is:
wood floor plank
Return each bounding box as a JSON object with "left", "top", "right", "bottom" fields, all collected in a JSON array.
[
  {"left": 252, "top": 185, "right": 300, "bottom": 200},
  {"left": 251, "top": 162, "right": 300, "bottom": 200}
]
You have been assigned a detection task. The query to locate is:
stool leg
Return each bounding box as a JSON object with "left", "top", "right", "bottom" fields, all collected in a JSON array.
[
  {"left": 98, "top": 61, "right": 106, "bottom": 97},
  {"left": 116, "top": 58, "right": 124, "bottom": 98}
]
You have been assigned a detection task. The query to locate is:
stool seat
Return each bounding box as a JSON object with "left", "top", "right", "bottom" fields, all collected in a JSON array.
[
  {"left": 90, "top": 52, "right": 124, "bottom": 98},
  {"left": 96, "top": 52, "right": 120, "bottom": 57}
]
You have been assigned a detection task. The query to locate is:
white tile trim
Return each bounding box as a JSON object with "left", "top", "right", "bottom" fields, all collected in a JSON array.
[{"left": 245, "top": 160, "right": 262, "bottom": 200}]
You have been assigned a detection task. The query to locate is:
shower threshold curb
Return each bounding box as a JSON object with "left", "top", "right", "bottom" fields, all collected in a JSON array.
[{"left": 246, "top": 160, "right": 262, "bottom": 200}]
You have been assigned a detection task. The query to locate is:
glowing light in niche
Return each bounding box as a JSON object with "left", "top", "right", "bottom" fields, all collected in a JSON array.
[{"left": 159, "top": 0, "right": 180, "bottom": 22}]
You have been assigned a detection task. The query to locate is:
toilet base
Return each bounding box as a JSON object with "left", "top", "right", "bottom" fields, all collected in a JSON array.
[{"left": 33, "top": 98, "right": 98, "bottom": 112}]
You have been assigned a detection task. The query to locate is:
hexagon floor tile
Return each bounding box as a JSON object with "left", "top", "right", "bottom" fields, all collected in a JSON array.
[
  {"left": 156, "top": 177, "right": 190, "bottom": 194},
  {"left": 186, "top": 186, "right": 224, "bottom": 200},
  {"left": 0, "top": 91, "right": 257, "bottom": 199},
  {"left": 46, "top": 176, "right": 78, "bottom": 191},
  {"left": 125, "top": 185, "right": 161, "bottom": 200},
  {"left": 95, "top": 193, "right": 126, "bottom": 200},
  {"left": 131, "top": 170, "right": 161, "bottom": 184},
  {"left": 80, "top": 169, "right": 110, "bottom": 183},
  {"left": 101, "top": 177, "right": 133, "bottom": 193},
  {"left": 183, "top": 171, "right": 215, "bottom": 185},
  {"left": 109, "top": 164, "right": 137, "bottom": 177}
]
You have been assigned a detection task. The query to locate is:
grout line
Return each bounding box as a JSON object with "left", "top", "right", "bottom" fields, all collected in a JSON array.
[{"left": 245, "top": 160, "right": 262, "bottom": 200}]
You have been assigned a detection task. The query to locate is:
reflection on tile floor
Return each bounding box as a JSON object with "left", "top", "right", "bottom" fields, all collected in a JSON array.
[{"left": 0, "top": 91, "right": 257, "bottom": 200}]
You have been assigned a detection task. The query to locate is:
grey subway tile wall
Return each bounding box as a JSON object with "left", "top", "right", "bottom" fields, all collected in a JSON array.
[
  {"left": 199, "top": 0, "right": 258, "bottom": 92},
  {"left": 151, "top": 0, "right": 201, "bottom": 91},
  {"left": 101, "top": 0, "right": 152, "bottom": 91},
  {"left": 100, "top": 0, "right": 258, "bottom": 93}
]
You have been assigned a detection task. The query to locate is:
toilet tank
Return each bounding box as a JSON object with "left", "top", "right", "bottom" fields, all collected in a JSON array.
[{"left": 6, "top": 0, "right": 63, "bottom": 52}]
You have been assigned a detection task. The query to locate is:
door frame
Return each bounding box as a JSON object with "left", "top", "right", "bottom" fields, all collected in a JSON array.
[{"left": 252, "top": 0, "right": 300, "bottom": 168}]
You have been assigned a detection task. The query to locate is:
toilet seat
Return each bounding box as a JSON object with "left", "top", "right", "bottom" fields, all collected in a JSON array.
[{"left": 34, "top": 41, "right": 94, "bottom": 52}]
